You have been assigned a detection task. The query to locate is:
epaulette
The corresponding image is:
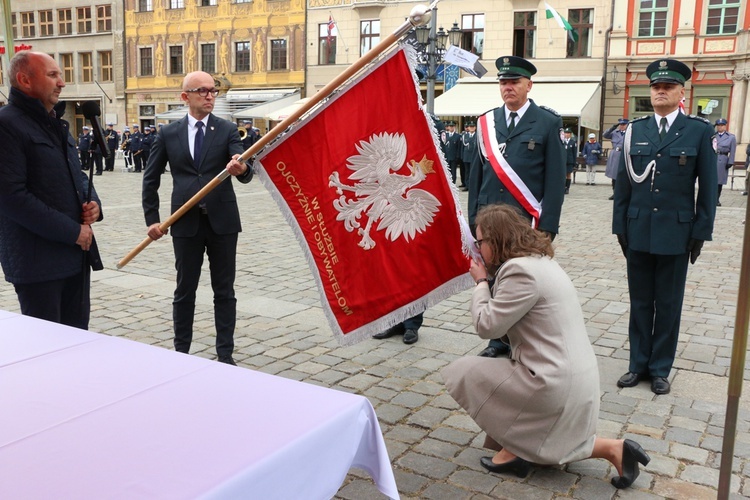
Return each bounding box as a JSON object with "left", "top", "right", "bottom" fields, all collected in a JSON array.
[
  {"left": 687, "top": 114, "right": 711, "bottom": 124},
  {"left": 539, "top": 105, "right": 560, "bottom": 117},
  {"left": 631, "top": 115, "right": 649, "bottom": 122}
]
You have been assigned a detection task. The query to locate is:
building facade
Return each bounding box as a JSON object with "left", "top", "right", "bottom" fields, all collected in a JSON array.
[
  {"left": 123, "top": 0, "right": 305, "bottom": 129},
  {"left": 0, "top": 1, "right": 126, "bottom": 135},
  {"left": 607, "top": 0, "right": 750, "bottom": 160}
]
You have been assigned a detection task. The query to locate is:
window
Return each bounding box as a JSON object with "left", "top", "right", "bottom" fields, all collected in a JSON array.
[
  {"left": 235, "top": 0, "right": 252, "bottom": 3},
  {"left": 139, "top": 0, "right": 153, "bottom": 12},
  {"left": 140, "top": 105, "right": 156, "bottom": 116},
  {"left": 638, "top": 0, "right": 669, "bottom": 37},
  {"left": 10, "top": 13, "right": 17, "bottom": 39},
  {"left": 80, "top": 52, "right": 93, "bottom": 83},
  {"left": 318, "top": 22, "right": 337, "bottom": 65},
  {"left": 360, "top": 20, "right": 380, "bottom": 56},
  {"left": 235, "top": 42, "right": 251, "bottom": 71},
  {"left": 60, "top": 53, "right": 74, "bottom": 83},
  {"left": 169, "top": 0, "right": 185, "bottom": 8},
  {"left": 21, "top": 12, "right": 35, "bottom": 38},
  {"left": 706, "top": 0, "right": 740, "bottom": 35},
  {"left": 169, "top": 46, "right": 184, "bottom": 74},
  {"left": 77, "top": 7, "right": 92, "bottom": 34},
  {"left": 201, "top": 0, "right": 218, "bottom": 5},
  {"left": 97, "top": 5, "right": 112, "bottom": 32},
  {"left": 567, "top": 9, "right": 593, "bottom": 58},
  {"left": 40, "top": 10, "right": 54, "bottom": 37},
  {"left": 58, "top": 9, "right": 73, "bottom": 35},
  {"left": 513, "top": 12, "right": 536, "bottom": 59},
  {"left": 461, "top": 14, "right": 484, "bottom": 58},
  {"left": 201, "top": 44, "right": 216, "bottom": 73},
  {"left": 140, "top": 47, "right": 153, "bottom": 76},
  {"left": 99, "top": 51, "right": 113, "bottom": 82},
  {"left": 270, "top": 39, "right": 287, "bottom": 70}
]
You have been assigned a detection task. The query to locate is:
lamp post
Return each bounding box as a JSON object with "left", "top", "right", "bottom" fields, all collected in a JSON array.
[{"left": 415, "top": 11, "right": 461, "bottom": 115}]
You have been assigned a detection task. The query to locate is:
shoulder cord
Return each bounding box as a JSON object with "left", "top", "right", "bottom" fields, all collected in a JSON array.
[{"left": 623, "top": 123, "right": 656, "bottom": 186}]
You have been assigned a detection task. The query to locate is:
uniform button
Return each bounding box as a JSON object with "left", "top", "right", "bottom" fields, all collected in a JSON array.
[
  {"left": 656, "top": 171, "right": 661, "bottom": 175},
  {"left": 655, "top": 188, "right": 660, "bottom": 193},
  {"left": 499, "top": 188, "right": 505, "bottom": 193},
  {"left": 507, "top": 139, "right": 512, "bottom": 143},
  {"left": 653, "top": 207, "right": 658, "bottom": 212}
]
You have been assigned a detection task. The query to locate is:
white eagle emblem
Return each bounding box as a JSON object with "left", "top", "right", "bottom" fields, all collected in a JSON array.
[{"left": 328, "top": 132, "right": 441, "bottom": 250}]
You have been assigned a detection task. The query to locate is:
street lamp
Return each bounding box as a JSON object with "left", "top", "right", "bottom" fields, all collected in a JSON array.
[{"left": 414, "top": 12, "right": 461, "bottom": 115}]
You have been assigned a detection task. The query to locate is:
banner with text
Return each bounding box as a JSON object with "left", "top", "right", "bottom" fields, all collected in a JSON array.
[{"left": 255, "top": 46, "right": 473, "bottom": 345}]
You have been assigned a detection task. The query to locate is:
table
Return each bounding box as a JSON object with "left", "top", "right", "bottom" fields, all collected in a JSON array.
[{"left": 0, "top": 312, "right": 399, "bottom": 499}]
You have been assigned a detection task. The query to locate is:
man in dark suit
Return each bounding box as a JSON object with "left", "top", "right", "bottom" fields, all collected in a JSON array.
[
  {"left": 468, "top": 55, "right": 566, "bottom": 358},
  {"left": 130, "top": 124, "right": 144, "bottom": 172},
  {"left": 442, "top": 121, "right": 462, "bottom": 184},
  {"left": 104, "top": 123, "right": 119, "bottom": 171},
  {"left": 460, "top": 121, "right": 477, "bottom": 192},
  {"left": 613, "top": 58, "right": 717, "bottom": 395},
  {"left": 142, "top": 71, "right": 253, "bottom": 366}
]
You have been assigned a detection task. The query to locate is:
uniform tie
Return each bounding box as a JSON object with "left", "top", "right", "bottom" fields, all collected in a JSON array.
[
  {"left": 193, "top": 121, "right": 204, "bottom": 167},
  {"left": 659, "top": 117, "right": 668, "bottom": 140},
  {"left": 508, "top": 111, "right": 518, "bottom": 133}
]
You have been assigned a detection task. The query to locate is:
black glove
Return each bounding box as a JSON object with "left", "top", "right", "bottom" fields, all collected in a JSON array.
[
  {"left": 616, "top": 234, "right": 628, "bottom": 257},
  {"left": 688, "top": 239, "right": 704, "bottom": 264}
]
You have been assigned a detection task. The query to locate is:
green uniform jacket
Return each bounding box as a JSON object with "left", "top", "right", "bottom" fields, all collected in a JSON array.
[
  {"left": 468, "top": 101, "right": 565, "bottom": 234},
  {"left": 612, "top": 113, "right": 717, "bottom": 254}
]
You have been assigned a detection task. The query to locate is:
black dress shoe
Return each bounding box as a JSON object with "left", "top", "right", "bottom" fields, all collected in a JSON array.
[
  {"left": 403, "top": 328, "right": 419, "bottom": 344},
  {"left": 743, "top": 191, "right": 748, "bottom": 196},
  {"left": 617, "top": 371, "right": 644, "bottom": 388},
  {"left": 478, "top": 343, "right": 510, "bottom": 358},
  {"left": 218, "top": 356, "right": 237, "bottom": 366},
  {"left": 372, "top": 324, "right": 403, "bottom": 340},
  {"left": 611, "top": 439, "right": 650, "bottom": 489},
  {"left": 717, "top": 201, "right": 722, "bottom": 207},
  {"left": 608, "top": 194, "right": 615, "bottom": 200},
  {"left": 480, "top": 456, "right": 531, "bottom": 478},
  {"left": 650, "top": 376, "right": 670, "bottom": 394}
]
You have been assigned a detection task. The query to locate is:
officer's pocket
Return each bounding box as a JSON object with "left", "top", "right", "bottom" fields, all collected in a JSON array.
[
  {"left": 519, "top": 134, "right": 545, "bottom": 158},
  {"left": 628, "top": 146, "right": 651, "bottom": 175},
  {"left": 670, "top": 147, "right": 697, "bottom": 175}
]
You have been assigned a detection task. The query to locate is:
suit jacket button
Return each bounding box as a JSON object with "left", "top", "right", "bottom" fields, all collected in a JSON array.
[
  {"left": 654, "top": 188, "right": 660, "bottom": 193},
  {"left": 656, "top": 153, "right": 661, "bottom": 157},
  {"left": 499, "top": 188, "right": 505, "bottom": 193},
  {"left": 653, "top": 207, "right": 658, "bottom": 212}
]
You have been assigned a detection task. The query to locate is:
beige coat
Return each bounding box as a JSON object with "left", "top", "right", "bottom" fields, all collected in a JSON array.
[{"left": 442, "top": 256, "right": 599, "bottom": 464}]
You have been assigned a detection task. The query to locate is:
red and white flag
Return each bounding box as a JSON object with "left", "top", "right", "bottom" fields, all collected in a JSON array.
[
  {"left": 254, "top": 47, "right": 473, "bottom": 345},
  {"left": 327, "top": 15, "right": 335, "bottom": 44}
]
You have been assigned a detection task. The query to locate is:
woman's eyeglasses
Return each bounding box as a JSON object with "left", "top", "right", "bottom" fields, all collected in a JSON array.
[
  {"left": 185, "top": 87, "right": 219, "bottom": 98},
  {"left": 473, "top": 239, "right": 484, "bottom": 250}
]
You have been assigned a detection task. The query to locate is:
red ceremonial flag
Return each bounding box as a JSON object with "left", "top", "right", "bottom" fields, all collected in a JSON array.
[{"left": 255, "top": 46, "right": 473, "bottom": 345}]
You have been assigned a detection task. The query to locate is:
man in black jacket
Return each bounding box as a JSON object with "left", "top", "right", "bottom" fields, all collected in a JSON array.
[
  {"left": 143, "top": 71, "right": 252, "bottom": 365},
  {"left": 0, "top": 51, "right": 103, "bottom": 329}
]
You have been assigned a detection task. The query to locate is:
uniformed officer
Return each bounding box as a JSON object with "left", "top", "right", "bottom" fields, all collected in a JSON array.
[
  {"left": 78, "top": 126, "right": 92, "bottom": 171},
  {"left": 468, "top": 55, "right": 565, "bottom": 358},
  {"left": 130, "top": 124, "right": 144, "bottom": 172},
  {"left": 713, "top": 118, "right": 736, "bottom": 206},
  {"left": 603, "top": 118, "right": 629, "bottom": 199},
  {"left": 442, "top": 121, "right": 462, "bottom": 184},
  {"left": 562, "top": 128, "right": 577, "bottom": 194},
  {"left": 141, "top": 125, "right": 155, "bottom": 167},
  {"left": 460, "top": 121, "right": 477, "bottom": 192},
  {"left": 613, "top": 58, "right": 717, "bottom": 395},
  {"left": 104, "top": 123, "right": 119, "bottom": 171}
]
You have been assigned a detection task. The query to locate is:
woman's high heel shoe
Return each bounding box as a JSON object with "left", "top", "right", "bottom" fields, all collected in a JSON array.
[
  {"left": 480, "top": 456, "right": 532, "bottom": 478},
  {"left": 611, "top": 439, "right": 651, "bottom": 489}
]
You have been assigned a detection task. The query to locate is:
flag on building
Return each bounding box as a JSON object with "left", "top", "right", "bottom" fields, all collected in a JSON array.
[
  {"left": 327, "top": 15, "right": 335, "bottom": 44},
  {"left": 254, "top": 46, "right": 473, "bottom": 345},
  {"left": 545, "top": 2, "right": 578, "bottom": 43}
]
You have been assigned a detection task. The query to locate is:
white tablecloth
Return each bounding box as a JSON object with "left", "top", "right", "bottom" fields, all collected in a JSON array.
[{"left": 0, "top": 312, "right": 399, "bottom": 499}]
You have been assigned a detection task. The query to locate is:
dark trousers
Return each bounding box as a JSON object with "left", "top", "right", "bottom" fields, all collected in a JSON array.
[
  {"left": 105, "top": 152, "right": 115, "bottom": 171},
  {"left": 626, "top": 250, "right": 689, "bottom": 377},
  {"left": 459, "top": 161, "right": 471, "bottom": 187},
  {"left": 448, "top": 159, "right": 459, "bottom": 184},
  {"left": 80, "top": 151, "right": 90, "bottom": 170},
  {"left": 14, "top": 271, "right": 90, "bottom": 330},
  {"left": 133, "top": 152, "right": 144, "bottom": 172},
  {"left": 172, "top": 214, "right": 238, "bottom": 358},
  {"left": 92, "top": 152, "right": 103, "bottom": 174}
]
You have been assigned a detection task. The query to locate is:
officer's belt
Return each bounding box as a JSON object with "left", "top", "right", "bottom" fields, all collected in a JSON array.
[{"left": 477, "top": 110, "right": 542, "bottom": 228}]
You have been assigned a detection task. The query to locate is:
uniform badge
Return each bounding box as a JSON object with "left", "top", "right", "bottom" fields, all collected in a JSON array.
[{"left": 528, "top": 138, "right": 536, "bottom": 151}]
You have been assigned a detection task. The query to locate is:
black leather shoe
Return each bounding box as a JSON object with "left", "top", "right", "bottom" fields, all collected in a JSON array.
[
  {"left": 650, "top": 376, "right": 670, "bottom": 394},
  {"left": 218, "top": 356, "right": 237, "bottom": 366},
  {"left": 611, "top": 439, "right": 650, "bottom": 489},
  {"left": 372, "top": 325, "right": 403, "bottom": 340},
  {"left": 608, "top": 194, "right": 615, "bottom": 200},
  {"left": 480, "top": 456, "right": 531, "bottom": 478},
  {"left": 617, "top": 372, "right": 644, "bottom": 388},
  {"left": 743, "top": 191, "right": 748, "bottom": 196},
  {"left": 717, "top": 201, "right": 722, "bottom": 207},
  {"left": 403, "top": 329, "right": 419, "bottom": 344},
  {"left": 478, "top": 341, "right": 510, "bottom": 358}
]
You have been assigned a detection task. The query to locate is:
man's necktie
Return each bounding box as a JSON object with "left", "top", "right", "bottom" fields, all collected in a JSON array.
[
  {"left": 194, "top": 121, "right": 204, "bottom": 167},
  {"left": 508, "top": 112, "right": 518, "bottom": 133},
  {"left": 659, "top": 117, "right": 668, "bottom": 140}
]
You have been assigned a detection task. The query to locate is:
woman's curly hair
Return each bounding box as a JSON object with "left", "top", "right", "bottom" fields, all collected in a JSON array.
[{"left": 475, "top": 204, "right": 554, "bottom": 269}]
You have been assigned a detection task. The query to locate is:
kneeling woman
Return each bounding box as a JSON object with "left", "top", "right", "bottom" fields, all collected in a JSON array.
[{"left": 442, "top": 205, "right": 649, "bottom": 489}]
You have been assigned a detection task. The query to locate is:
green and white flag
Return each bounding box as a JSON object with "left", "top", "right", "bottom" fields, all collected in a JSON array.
[{"left": 544, "top": 2, "right": 578, "bottom": 43}]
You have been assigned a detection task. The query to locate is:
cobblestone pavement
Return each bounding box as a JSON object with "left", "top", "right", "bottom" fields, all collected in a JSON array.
[{"left": 3, "top": 168, "right": 750, "bottom": 499}]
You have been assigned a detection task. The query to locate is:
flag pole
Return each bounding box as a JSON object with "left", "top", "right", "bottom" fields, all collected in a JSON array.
[
  {"left": 717, "top": 200, "right": 750, "bottom": 498},
  {"left": 116, "top": 2, "right": 438, "bottom": 269}
]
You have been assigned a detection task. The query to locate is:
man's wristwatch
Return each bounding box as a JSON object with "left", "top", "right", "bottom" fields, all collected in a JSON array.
[{"left": 475, "top": 278, "right": 489, "bottom": 285}]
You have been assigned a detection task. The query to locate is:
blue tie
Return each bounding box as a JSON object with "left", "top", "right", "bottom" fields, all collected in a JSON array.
[{"left": 193, "top": 121, "right": 204, "bottom": 168}]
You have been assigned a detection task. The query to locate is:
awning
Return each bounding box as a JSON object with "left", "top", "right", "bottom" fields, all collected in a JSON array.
[
  {"left": 434, "top": 77, "right": 602, "bottom": 130},
  {"left": 225, "top": 88, "right": 297, "bottom": 102},
  {"left": 233, "top": 92, "right": 301, "bottom": 120},
  {"left": 266, "top": 98, "right": 313, "bottom": 121}
]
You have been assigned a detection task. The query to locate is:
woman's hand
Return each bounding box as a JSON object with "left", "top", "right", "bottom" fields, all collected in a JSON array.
[{"left": 469, "top": 257, "right": 487, "bottom": 282}]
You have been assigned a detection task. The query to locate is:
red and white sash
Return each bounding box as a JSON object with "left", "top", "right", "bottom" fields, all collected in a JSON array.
[{"left": 477, "top": 111, "right": 542, "bottom": 228}]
